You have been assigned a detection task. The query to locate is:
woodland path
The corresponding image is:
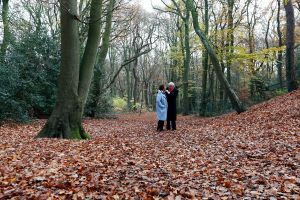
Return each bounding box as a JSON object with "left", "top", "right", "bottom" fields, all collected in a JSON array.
[{"left": 0, "top": 90, "right": 299, "bottom": 199}]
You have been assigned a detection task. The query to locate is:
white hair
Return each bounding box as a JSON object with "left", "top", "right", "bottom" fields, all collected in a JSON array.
[{"left": 168, "top": 82, "right": 175, "bottom": 87}]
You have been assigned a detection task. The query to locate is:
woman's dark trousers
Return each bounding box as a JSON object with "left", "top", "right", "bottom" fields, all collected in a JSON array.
[{"left": 157, "top": 120, "right": 164, "bottom": 131}]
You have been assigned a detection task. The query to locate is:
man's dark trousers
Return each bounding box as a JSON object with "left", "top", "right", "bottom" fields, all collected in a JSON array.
[{"left": 166, "top": 120, "right": 176, "bottom": 130}]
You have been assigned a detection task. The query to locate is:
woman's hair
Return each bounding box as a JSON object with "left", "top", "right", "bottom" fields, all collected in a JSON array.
[{"left": 158, "top": 84, "right": 165, "bottom": 91}]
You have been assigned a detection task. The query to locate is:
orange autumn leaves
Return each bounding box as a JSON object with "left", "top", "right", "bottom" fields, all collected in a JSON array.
[{"left": 0, "top": 89, "right": 299, "bottom": 199}]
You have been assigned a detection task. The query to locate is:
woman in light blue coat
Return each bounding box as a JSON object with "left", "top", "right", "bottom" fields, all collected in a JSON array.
[{"left": 156, "top": 84, "right": 168, "bottom": 131}]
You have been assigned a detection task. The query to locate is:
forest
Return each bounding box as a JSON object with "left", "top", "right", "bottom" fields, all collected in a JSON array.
[
  {"left": 0, "top": 0, "right": 299, "bottom": 124},
  {"left": 0, "top": 0, "right": 299, "bottom": 198}
]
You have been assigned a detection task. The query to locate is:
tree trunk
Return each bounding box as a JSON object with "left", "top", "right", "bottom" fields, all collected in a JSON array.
[
  {"left": 0, "top": 0, "right": 10, "bottom": 63},
  {"left": 89, "top": 0, "right": 115, "bottom": 116},
  {"left": 284, "top": 0, "right": 298, "bottom": 92},
  {"left": 297, "top": 48, "right": 300, "bottom": 78},
  {"left": 37, "top": 0, "right": 86, "bottom": 139},
  {"left": 246, "top": 0, "right": 257, "bottom": 74},
  {"left": 182, "top": 1, "right": 191, "bottom": 115},
  {"left": 226, "top": 0, "right": 234, "bottom": 85},
  {"left": 265, "top": 5, "right": 275, "bottom": 78},
  {"left": 37, "top": 0, "right": 104, "bottom": 139},
  {"left": 78, "top": 0, "right": 103, "bottom": 111},
  {"left": 218, "top": 13, "right": 226, "bottom": 102},
  {"left": 125, "top": 65, "right": 132, "bottom": 110},
  {"left": 277, "top": 0, "right": 283, "bottom": 88},
  {"left": 187, "top": 0, "right": 246, "bottom": 114},
  {"left": 144, "top": 82, "right": 149, "bottom": 107},
  {"left": 132, "top": 58, "right": 139, "bottom": 109},
  {"left": 200, "top": 0, "right": 209, "bottom": 116},
  {"left": 98, "top": 0, "right": 115, "bottom": 67}
]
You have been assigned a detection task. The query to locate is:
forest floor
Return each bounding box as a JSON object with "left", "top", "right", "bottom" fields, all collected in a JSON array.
[{"left": 0, "top": 90, "right": 300, "bottom": 199}]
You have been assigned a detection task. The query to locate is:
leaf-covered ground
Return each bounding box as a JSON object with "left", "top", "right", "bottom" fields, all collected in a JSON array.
[{"left": 1, "top": 90, "right": 300, "bottom": 199}]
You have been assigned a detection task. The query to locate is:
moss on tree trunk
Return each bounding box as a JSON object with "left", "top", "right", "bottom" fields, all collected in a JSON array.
[
  {"left": 36, "top": 101, "right": 91, "bottom": 139},
  {"left": 37, "top": 120, "right": 91, "bottom": 139}
]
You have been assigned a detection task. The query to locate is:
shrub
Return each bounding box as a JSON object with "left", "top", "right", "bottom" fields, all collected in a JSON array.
[
  {"left": 273, "top": 88, "right": 288, "bottom": 97},
  {"left": 113, "top": 97, "right": 127, "bottom": 112},
  {"left": 85, "top": 91, "right": 114, "bottom": 118},
  {"left": 249, "top": 76, "right": 268, "bottom": 100},
  {"left": 0, "top": 28, "right": 60, "bottom": 122}
]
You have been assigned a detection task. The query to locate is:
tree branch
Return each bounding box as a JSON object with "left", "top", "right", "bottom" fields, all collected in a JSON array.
[{"left": 103, "top": 48, "right": 152, "bottom": 91}]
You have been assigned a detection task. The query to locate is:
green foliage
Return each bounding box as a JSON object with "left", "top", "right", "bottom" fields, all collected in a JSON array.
[
  {"left": 131, "top": 102, "right": 142, "bottom": 111},
  {"left": 249, "top": 76, "right": 268, "bottom": 100},
  {"left": 85, "top": 90, "right": 114, "bottom": 118},
  {"left": 85, "top": 62, "right": 115, "bottom": 118},
  {"left": 0, "top": 28, "right": 60, "bottom": 122},
  {"left": 113, "top": 97, "right": 127, "bottom": 112},
  {"left": 283, "top": 0, "right": 289, "bottom": 5},
  {"left": 169, "top": 45, "right": 184, "bottom": 72},
  {"left": 215, "top": 45, "right": 286, "bottom": 73},
  {"left": 230, "top": 46, "right": 286, "bottom": 66},
  {"left": 273, "top": 88, "right": 288, "bottom": 96}
]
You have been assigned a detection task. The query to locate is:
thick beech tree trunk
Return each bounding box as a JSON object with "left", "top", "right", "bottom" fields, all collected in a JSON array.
[
  {"left": 90, "top": 0, "right": 115, "bottom": 116},
  {"left": 187, "top": 0, "right": 246, "bottom": 114},
  {"left": 37, "top": 0, "right": 104, "bottom": 139},
  {"left": 284, "top": 0, "right": 298, "bottom": 92}
]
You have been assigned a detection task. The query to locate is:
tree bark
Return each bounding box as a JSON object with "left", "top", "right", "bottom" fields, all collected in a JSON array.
[
  {"left": 90, "top": 0, "right": 115, "bottom": 116},
  {"left": 226, "top": 0, "right": 234, "bottom": 84},
  {"left": 265, "top": 5, "right": 275, "bottom": 77},
  {"left": 284, "top": 0, "right": 298, "bottom": 92},
  {"left": 246, "top": 0, "right": 257, "bottom": 73},
  {"left": 182, "top": 6, "right": 190, "bottom": 115},
  {"left": 200, "top": 0, "right": 209, "bottom": 116},
  {"left": 187, "top": 0, "right": 246, "bottom": 114},
  {"left": 0, "top": 0, "right": 10, "bottom": 63},
  {"left": 37, "top": 0, "right": 104, "bottom": 139},
  {"left": 144, "top": 82, "right": 149, "bottom": 107},
  {"left": 277, "top": 0, "right": 283, "bottom": 88},
  {"left": 98, "top": 0, "right": 115, "bottom": 67},
  {"left": 78, "top": 0, "right": 103, "bottom": 111},
  {"left": 132, "top": 57, "right": 139, "bottom": 109},
  {"left": 37, "top": 0, "right": 87, "bottom": 139},
  {"left": 125, "top": 64, "right": 132, "bottom": 110}
]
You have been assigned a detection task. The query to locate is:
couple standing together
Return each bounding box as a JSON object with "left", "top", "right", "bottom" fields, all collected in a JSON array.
[{"left": 156, "top": 82, "right": 178, "bottom": 132}]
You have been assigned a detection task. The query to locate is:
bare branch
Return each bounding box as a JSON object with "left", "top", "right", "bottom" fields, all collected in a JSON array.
[{"left": 103, "top": 48, "right": 152, "bottom": 91}]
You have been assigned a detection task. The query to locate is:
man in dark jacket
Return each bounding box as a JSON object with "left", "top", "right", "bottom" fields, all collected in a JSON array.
[{"left": 166, "top": 82, "right": 178, "bottom": 130}]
